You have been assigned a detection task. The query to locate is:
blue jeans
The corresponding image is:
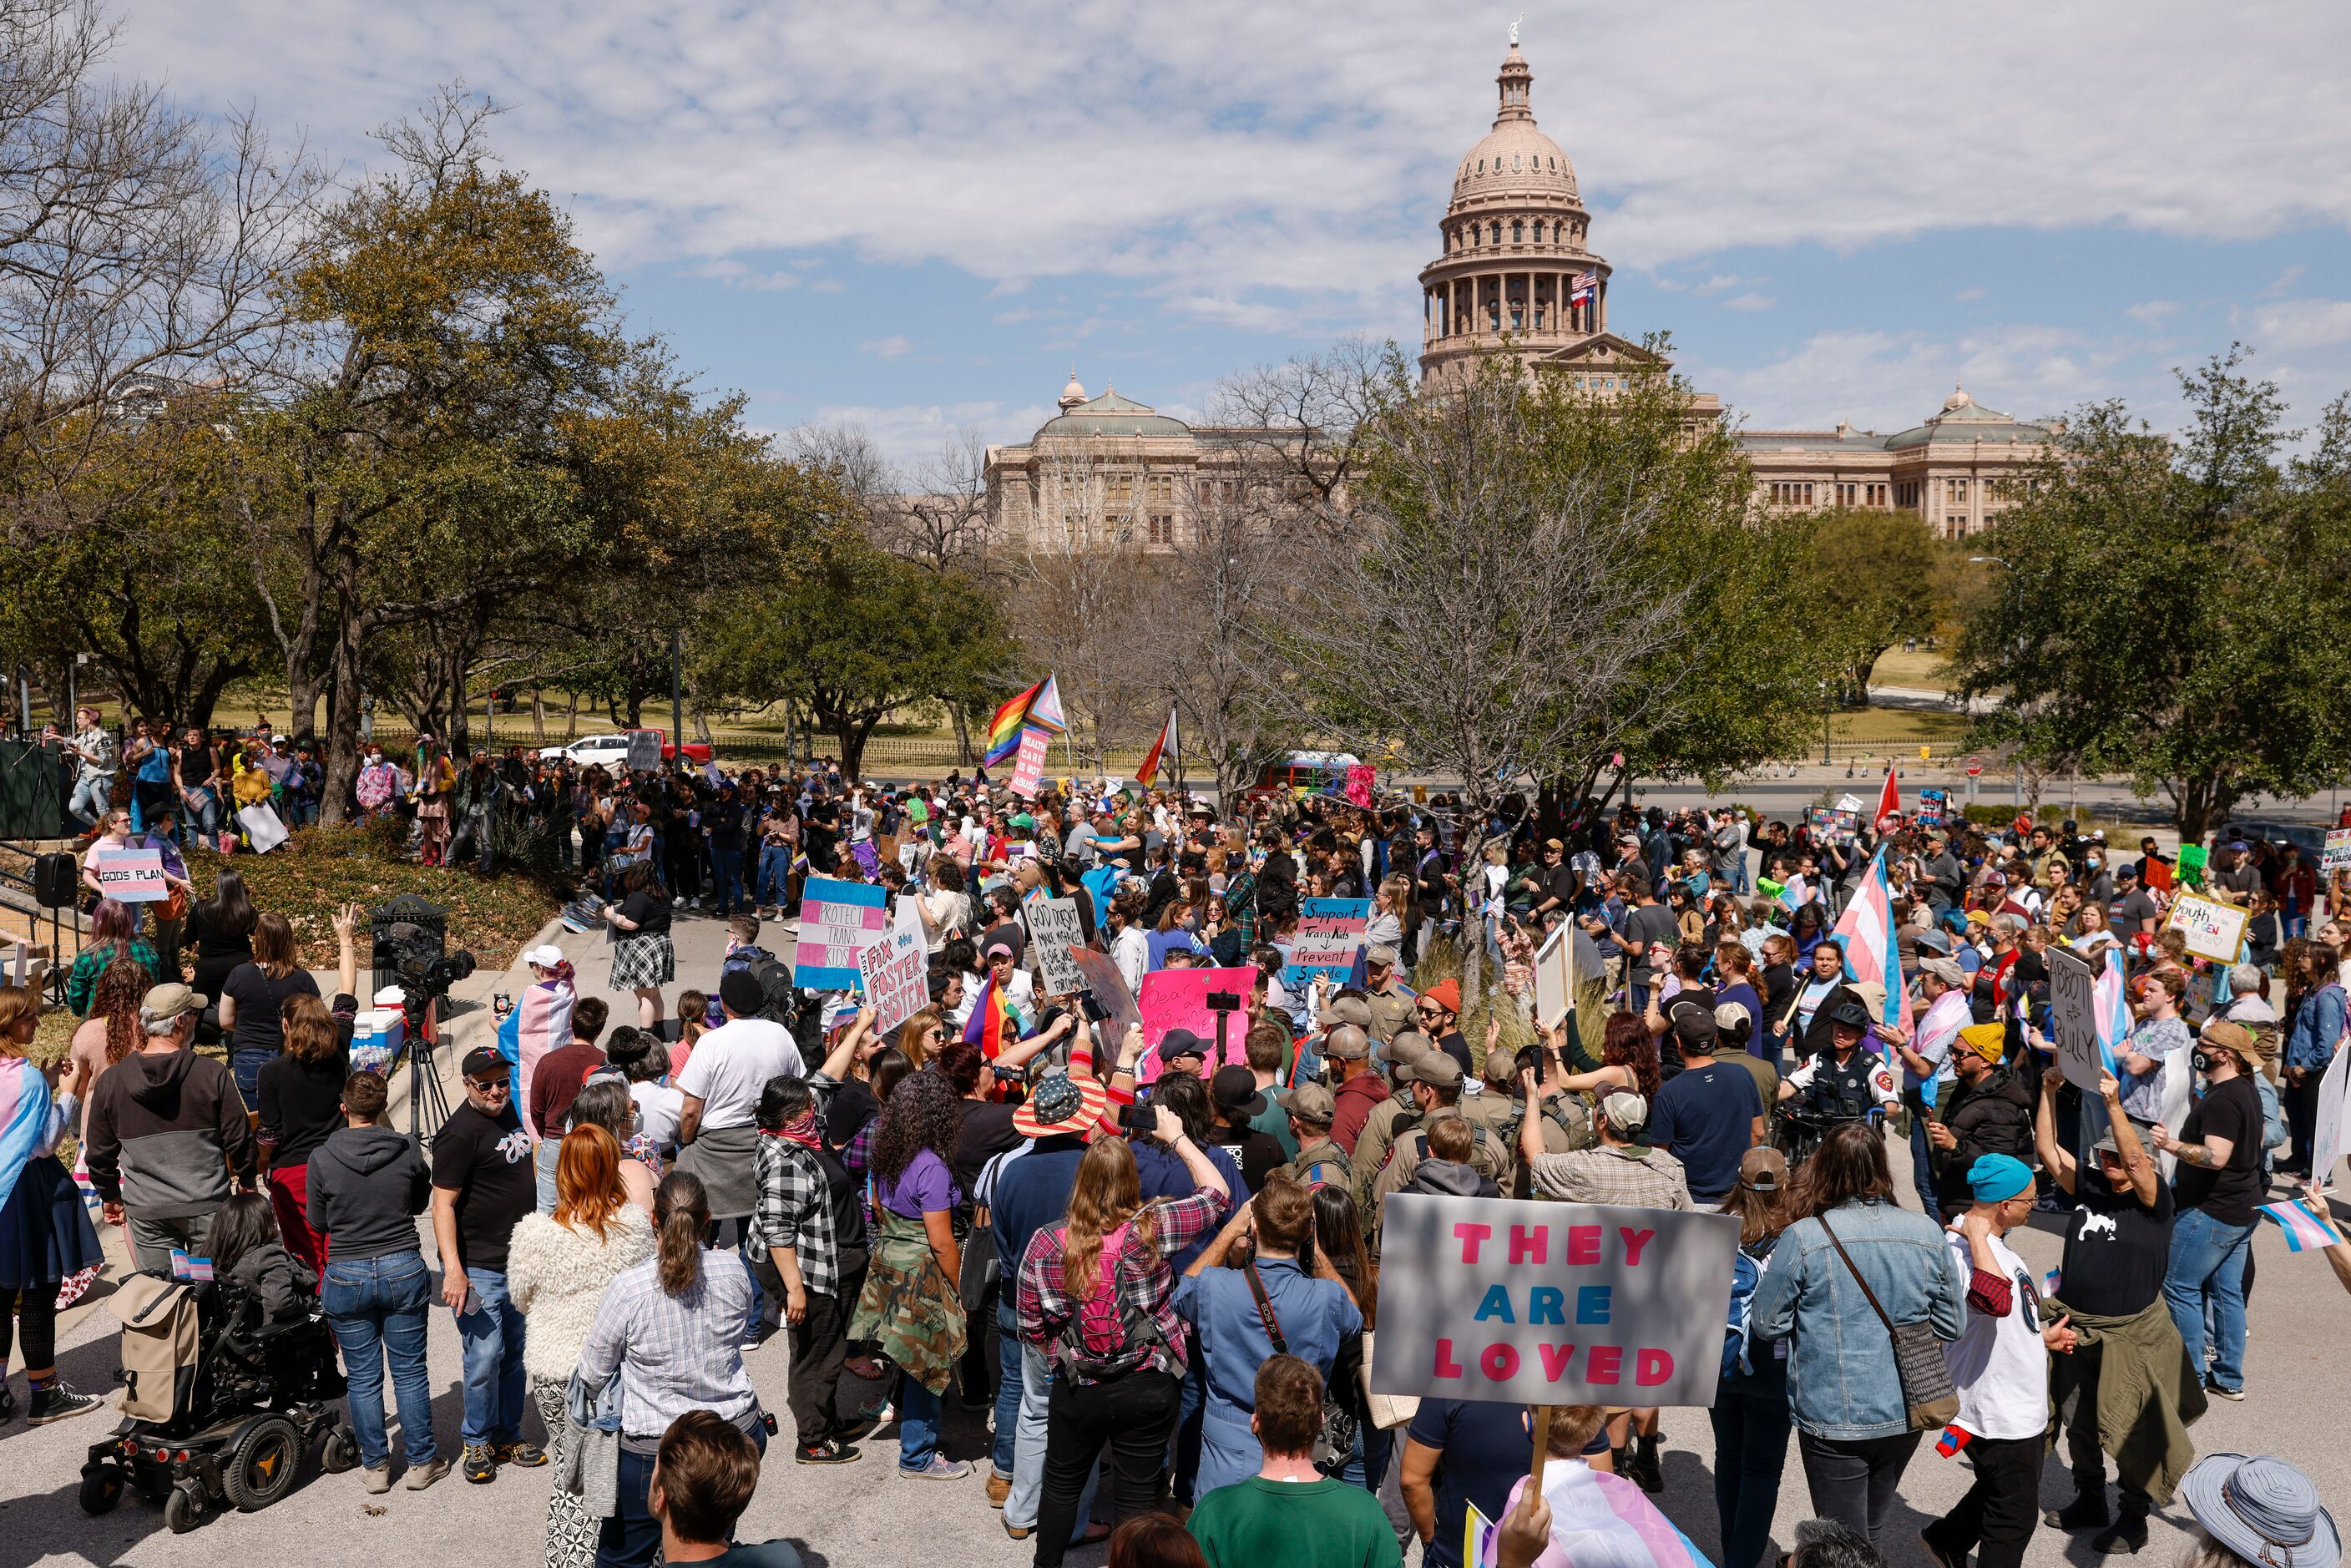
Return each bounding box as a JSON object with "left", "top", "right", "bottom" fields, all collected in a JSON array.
[
  {"left": 1908, "top": 1102, "right": 1939, "bottom": 1211},
  {"left": 599, "top": 1421, "right": 766, "bottom": 1568},
  {"left": 897, "top": 1373, "right": 943, "bottom": 1470},
  {"left": 710, "top": 846, "right": 745, "bottom": 913},
  {"left": 321, "top": 1251, "right": 437, "bottom": 1469},
  {"left": 1337, "top": 1422, "right": 1393, "bottom": 1492},
  {"left": 2164, "top": 1207, "right": 2252, "bottom": 1392},
  {"left": 456, "top": 1266, "right": 528, "bottom": 1446},
  {"left": 756, "top": 844, "right": 792, "bottom": 908},
  {"left": 68, "top": 774, "right": 111, "bottom": 827},
  {"left": 1710, "top": 1376, "right": 1792, "bottom": 1568},
  {"left": 993, "top": 1301, "right": 1024, "bottom": 1478},
  {"left": 231, "top": 1048, "right": 276, "bottom": 1110},
  {"left": 183, "top": 787, "right": 222, "bottom": 839}
]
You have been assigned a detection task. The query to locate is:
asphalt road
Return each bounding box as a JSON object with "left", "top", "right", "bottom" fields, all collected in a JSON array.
[{"left": 6, "top": 905, "right": 2345, "bottom": 1568}]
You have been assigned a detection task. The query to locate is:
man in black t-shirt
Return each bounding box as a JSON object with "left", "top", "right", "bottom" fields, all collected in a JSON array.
[
  {"left": 2035, "top": 1067, "right": 2180, "bottom": 1546},
  {"left": 2151, "top": 1021, "right": 2264, "bottom": 1404},
  {"left": 432, "top": 1045, "right": 544, "bottom": 1484}
]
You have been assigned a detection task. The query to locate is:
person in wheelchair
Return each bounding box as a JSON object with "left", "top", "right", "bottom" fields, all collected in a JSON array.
[{"left": 208, "top": 1192, "right": 314, "bottom": 1327}]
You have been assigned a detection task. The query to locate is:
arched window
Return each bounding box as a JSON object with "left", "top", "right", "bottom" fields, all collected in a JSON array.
[
  {"left": 1490, "top": 221, "right": 1502, "bottom": 245},
  {"left": 1511, "top": 220, "right": 1523, "bottom": 244},
  {"left": 1553, "top": 220, "right": 1564, "bottom": 242}
]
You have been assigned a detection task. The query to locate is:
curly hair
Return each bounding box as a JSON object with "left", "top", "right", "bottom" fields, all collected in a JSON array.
[
  {"left": 93, "top": 954, "right": 151, "bottom": 1066},
  {"left": 868, "top": 1065, "right": 962, "bottom": 1191},
  {"left": 1601, "top": 1009, "right": 1661, "bottom": 1099}
]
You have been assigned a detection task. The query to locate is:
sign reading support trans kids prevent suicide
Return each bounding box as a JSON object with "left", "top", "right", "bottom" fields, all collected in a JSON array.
[{"left": 1370, "top": 1194, "right": 1738, "bottom": 1408}]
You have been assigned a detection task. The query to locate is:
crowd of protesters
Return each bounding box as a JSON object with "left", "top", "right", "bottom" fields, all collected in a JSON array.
[{"left": 4, "top": 744, "right": 2345, "bottom": 1568}]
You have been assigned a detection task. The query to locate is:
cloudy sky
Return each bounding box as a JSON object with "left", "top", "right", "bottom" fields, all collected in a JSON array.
[{"left": 118, "top": 0, "right": 2351, "bottom": 464}]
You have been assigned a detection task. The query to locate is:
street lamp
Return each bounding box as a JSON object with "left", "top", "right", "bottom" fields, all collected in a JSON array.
[{"left": 1818, "top": 680, "right": 1831, "bottom": 767}]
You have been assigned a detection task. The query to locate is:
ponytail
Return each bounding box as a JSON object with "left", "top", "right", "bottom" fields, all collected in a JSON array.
[{"left": 654, "top": 1171, "right": 708, "bottom": 1297}]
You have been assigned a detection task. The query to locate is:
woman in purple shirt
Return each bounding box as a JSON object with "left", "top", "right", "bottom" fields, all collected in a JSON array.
[{"left": 847, "top": 1068, "right": 968, "bottom": 1478}]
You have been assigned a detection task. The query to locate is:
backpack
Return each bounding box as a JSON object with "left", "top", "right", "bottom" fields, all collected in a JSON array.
[
  {"left": 1060, "top": 1220, "right": 1170, "bottom": 1378},
  {"left": 722, "top": 947, "right": 796, "bottom": 1026},
  {"left": 111, "top": 1275, "right": 200, "bottom": 1423},
  {"left": 1722, "top": 1234, "right": 1780, "bottom": 1379}
]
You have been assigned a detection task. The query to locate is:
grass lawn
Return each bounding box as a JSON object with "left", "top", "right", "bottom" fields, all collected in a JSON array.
[{"left": 1868, "top": 647, "right": 1954, "bottom": 691}]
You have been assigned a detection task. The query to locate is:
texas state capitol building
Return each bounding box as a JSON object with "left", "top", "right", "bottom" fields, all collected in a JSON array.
[{"left": 984, "top": 39, "right": 2052, "bottom": 545}]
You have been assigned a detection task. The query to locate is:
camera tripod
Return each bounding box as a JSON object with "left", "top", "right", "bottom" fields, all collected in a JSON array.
[{"left": 402, "top": 998, "right": 454, "bottom": 1146}]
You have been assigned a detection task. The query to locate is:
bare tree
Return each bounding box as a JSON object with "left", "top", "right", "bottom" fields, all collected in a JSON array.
[
  {"left": 0, "top": 0, "right": 320, "bottom": 534},
  {"left": 1208, "top": 336, "right": 1388, "bottom": 518},
  {"left": 1250, "top": 356, "right": 1729, "bottom": 1011},
  {"left": 1165, "top": 439, "right": 1302, "bottom": 802},
  {"left": 1009, "top": 449, "right": 1157, "bottom": 770}
]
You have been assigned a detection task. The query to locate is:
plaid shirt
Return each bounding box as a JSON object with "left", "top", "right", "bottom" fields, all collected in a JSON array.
[
  {"left": 1223, "top": 872, "right": 1260, "bottom": 952},
  {"left": 748, "top": 1134, "right": 838, "bottom": 1300},
  {"left": 1524, "top": 1143, "right": 1694, "bottom": 1209},
  {"left": 1017, "top": 1188, "right": 1227, "bottom": 1386}
]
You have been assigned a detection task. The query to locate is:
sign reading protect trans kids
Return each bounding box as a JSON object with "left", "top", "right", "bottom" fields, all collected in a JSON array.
[{"left": 1370, "top": 1193, "right": 1738, "bottom": 1408}]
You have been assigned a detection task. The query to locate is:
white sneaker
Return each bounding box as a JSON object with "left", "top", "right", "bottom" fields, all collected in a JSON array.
[{"left": 671, "top": 895, "right": 685, "bottom": 908}]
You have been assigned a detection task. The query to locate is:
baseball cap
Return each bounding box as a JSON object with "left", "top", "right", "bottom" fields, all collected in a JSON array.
[
  {"left": 1544, "top": 838, "right": 1565, "bottom": 852},
  {"left": 1399, "top": 1052, "right": 1464, "bottom": 1089},
  {"left": 1320, "top": 995, "right": 1373, "bottom": 1030},
  {"left": 719, "top": 969, "right": 766, "bottom": 1016},
  {"left": 1714, "top": 1000, "right": 1753, "bottom": 1034},
  {"left": 1599, "top": 1092, "right": 1648, "bottom": 1133},
  {"left": 1156, "top": 1027, "right": 1208, "bottom": 1065},
  {"left": 461, "top": 1045, "right": 507, "bottom": 1083},
  {"left": 985, "top": 940, "right": 1015, "bottom": 960},
  {"left": 1277, "top": 1082, "right": 1337, "bottom": 1125},
  {"left": 1919, "top": 957, "right": 1967, "bottom": 987},
  {"left": 1365, "top": 944, "right": 1398, "bottom": 968},
  {"left": 1484, "top": 1047, "right": 1519, "bottom": 1081},
  {"left": 1321, "top": 1026, "right": 1370, "bottom": 1061},
  {"left": 1671, "top": 1011, "right": 1718, "bottom": 1050},
  {"left": 1737, "top": 1146, "right": 1789, "bottom": 1194},
  {"left": 1211, "top": 1065, "right": 1267, "bottom": 1118},
  {"left": 139, "top": 982, "right": 206, "bottom": 1021},
  {"left": 523, "top": 943, "right": 565, "bottom": 969}
]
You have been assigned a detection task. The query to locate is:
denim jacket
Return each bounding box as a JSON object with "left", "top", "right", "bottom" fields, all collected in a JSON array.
[
  {"left": 1748, "top": 1196, "right": 1966, "bottom": 1441},
  {"left": 2283, "top": 983, "right": 2344, "bottom": 1073}
]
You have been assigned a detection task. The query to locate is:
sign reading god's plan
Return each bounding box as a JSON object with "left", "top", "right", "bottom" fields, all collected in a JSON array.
[{"left": 1372, "top": 1194, "right": 1739, "bottom": 1408}]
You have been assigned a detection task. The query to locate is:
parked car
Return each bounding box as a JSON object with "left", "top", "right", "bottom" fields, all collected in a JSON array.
[
  {"left": 535, "top": 727, "right": 713, "bottom": 769},
  {"left": 2215, "top": 817, "right": 2327, "bottom": 858}
]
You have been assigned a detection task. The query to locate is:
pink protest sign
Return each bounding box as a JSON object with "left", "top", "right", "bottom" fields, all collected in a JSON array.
[
  {"left": 1009, "top": 726, "right": 1049, "bottom": 800},
  {"left": 1345, "top": 764, "right": 1376, "bottom": 808},
  {"left": 1137, "top": 966, "right": 1259, "bottom": 1076}
]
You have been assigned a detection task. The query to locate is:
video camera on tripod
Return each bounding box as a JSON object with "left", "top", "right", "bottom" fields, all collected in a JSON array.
[{"left": 367, "top": 895, "right": 477, "bottom": 1146}]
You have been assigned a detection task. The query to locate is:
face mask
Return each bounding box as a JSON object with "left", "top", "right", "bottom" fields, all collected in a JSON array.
[{"left": 2191, "top": 1050, "right": 2216, "bottom": 1075}]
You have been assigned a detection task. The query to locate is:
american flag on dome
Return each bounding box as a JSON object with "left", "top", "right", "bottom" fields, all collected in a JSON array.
[
  {"left": 1830, "top": 846, "right": 1905, "bottom": 1036},
  {"left": 1569, "top": 271, "right": 1595, "bottom": 306}
]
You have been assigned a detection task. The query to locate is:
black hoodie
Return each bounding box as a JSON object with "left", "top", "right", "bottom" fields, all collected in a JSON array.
[
  {"left": 305, "top": 1124, "right": 432, "bottom": 1262},
  {"left": 1933, "top": 1061, "right": 2035, "bottom": 1214}
]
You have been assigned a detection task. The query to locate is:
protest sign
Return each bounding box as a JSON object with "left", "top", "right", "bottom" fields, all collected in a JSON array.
[
  {"left": 1805, "top": 807, "right": 1858, "bottom": 838},
  {"left": 1284, "top": 898, "right": 1371, "bottom": 989},
  {"left": 1024, "top": 897, "right": 1088, "bottom": 995},
  {"left": 1346, "top": 764, "right": 1377, "bottom": 809},
  {"left": 1139, "top": 965, "right": 1258, "bottom": 1067},
  {"left": 93, "top": 847, "right": 168, "bottom": 903},
  {"left": 793, "top": 878, "right": 889, "bottom": 991},
  {"left": 1533, "top": 921, "right": 1575, "bottom": 1028},
  {"left": 1009, "top": 726, "right": 1049, "bottom": 800},
  {"left": 850, "top": 840, "right": 881, "bottom": 878},
  {"left": 1067, "top": 945, "right": 1140, "bottom": 1059},
  {"left": 857, "top": 911, "right": 928, "bottom": 1034},
  {"left": 2314, "top": 1029, "right": 2351, "bottom": 1190},
  {"left": 2164, "top": 892, "right": 2247, "bottom": 964},
  {"left": 1370, "top": 1193, "right": 1738, "bottom": 1407},
  {"left": 2328, "top": 828, "right": 2351, "bottom": 873},
  {"left": 2045, "top": 946, "right": 2109, "bottom": 1090},
  {"left": 624, "top": 731, "right": 661, "bottom": 772}
]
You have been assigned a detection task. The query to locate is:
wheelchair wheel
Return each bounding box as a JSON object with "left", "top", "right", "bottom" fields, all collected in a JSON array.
[
  {"left": 320, "top": 1425, "right": 361, "bottom": 1474},
  {"left": 78, "top": 1462, "right": 124, "bottom": 1515},
  {"left": 164, "top": 1480, "right": 205, "bottom": 1535},
  {"left": 224, "top": 1414, "right": 302, "bottom": 1512}
]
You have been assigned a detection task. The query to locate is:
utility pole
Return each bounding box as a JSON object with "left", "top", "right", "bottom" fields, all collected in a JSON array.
[{"left": 670, "top": 627, "right": 684, "bottom": 758}]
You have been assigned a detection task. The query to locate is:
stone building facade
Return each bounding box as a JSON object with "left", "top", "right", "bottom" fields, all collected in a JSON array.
[{"left": 983, "top": 37, "right": 2053, "bottom": 546}]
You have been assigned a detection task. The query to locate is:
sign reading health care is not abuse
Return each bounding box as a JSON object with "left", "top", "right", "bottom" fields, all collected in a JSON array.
[
  {"left": 795, "top": 878, "right": 889, "bottom": 992},
  {"left": 1371, "top": 1193, "right": 1739, "bottom": 1408}
]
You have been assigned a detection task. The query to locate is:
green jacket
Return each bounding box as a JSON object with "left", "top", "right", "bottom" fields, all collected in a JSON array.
[{"left": 2048, "top": 1293, "right": 2207, "bottom": 1505}]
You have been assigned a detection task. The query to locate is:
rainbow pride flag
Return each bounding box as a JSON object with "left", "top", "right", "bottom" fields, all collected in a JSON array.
[
  {"left": 983, "top": 675, "right": 1068, "bottom": 766},
  {"left": 962, "top": 969, "right": 1029, "bottom": 1060}
]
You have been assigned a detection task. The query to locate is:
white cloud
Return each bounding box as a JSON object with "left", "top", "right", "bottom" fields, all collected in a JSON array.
[
  {"left": 1722, "top": 292, "right": 1775, "bottom": 313},
  {"left": 109, "top": 0, "right": 2351, "bottom": 339},
  {"left": 861, "top": 335, "right": 915, "bottom": 360},
  {"left": 2248, "top": 300, "right": 2351, "bottom": 352},
  {"left": 1691, "top": 324, "right": 2123, "bottom": 433},
  {"left": 2126, "top": 300, "right": 2180, "bottom": 325},
  {"left": 1954, "top": 287, "right": 1988, "bottom": 303},
  {"left": 794, "top": 400, "right": 1053, "bottom": 466}
]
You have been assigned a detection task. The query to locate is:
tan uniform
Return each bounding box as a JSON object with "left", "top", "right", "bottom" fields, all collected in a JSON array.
[{"left": 1365, "top": 981, "right": 1416, "bottom": 1046}]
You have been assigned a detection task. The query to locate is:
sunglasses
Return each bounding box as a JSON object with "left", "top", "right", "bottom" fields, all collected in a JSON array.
[{"left": 468, "top": 1078, "right": 510, "bottom": 1095}]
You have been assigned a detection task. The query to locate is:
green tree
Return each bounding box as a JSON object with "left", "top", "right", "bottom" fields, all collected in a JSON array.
[
  {"left": 1800, "top": 507, "right": 1942, "bottom": 701},
  {"left": 693, "top": 530, "right": 1012, "bottom": 777},
  {"left": 1952, "top": 347, "right": 2351, "bottom": 838}
]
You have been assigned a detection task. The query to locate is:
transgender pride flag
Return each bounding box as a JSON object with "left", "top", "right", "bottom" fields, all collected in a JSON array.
[
  {"left": 2257, "top": 1198, "right": 2342, "bottom": 1253},
  {"left": 2092, "top": 948, "right": 2131, "bottom": 1068},
  {"left": 1830, "top": 847, "right": 1904, "bottom": 1033}
]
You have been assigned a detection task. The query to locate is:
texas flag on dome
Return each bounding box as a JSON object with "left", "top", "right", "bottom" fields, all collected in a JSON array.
[{"left": 1830, "top": 845, "right": 1904, "bottom": 1035}]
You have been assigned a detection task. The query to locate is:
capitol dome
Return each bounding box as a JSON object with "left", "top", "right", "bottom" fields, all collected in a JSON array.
[{"left": 1453, "top": 48, "right": 1580, "bottom": 204}]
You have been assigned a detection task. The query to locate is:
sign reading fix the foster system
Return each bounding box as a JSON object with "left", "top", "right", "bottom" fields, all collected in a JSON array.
[{"left": 1371, "top": 1193, "right": 1738, "bottom": 1409}]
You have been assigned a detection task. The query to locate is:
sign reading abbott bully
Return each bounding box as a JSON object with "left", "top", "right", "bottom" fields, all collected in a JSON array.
[{"left": 1370, "top": 1193, "right": 1738, "bottom": 1408}]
